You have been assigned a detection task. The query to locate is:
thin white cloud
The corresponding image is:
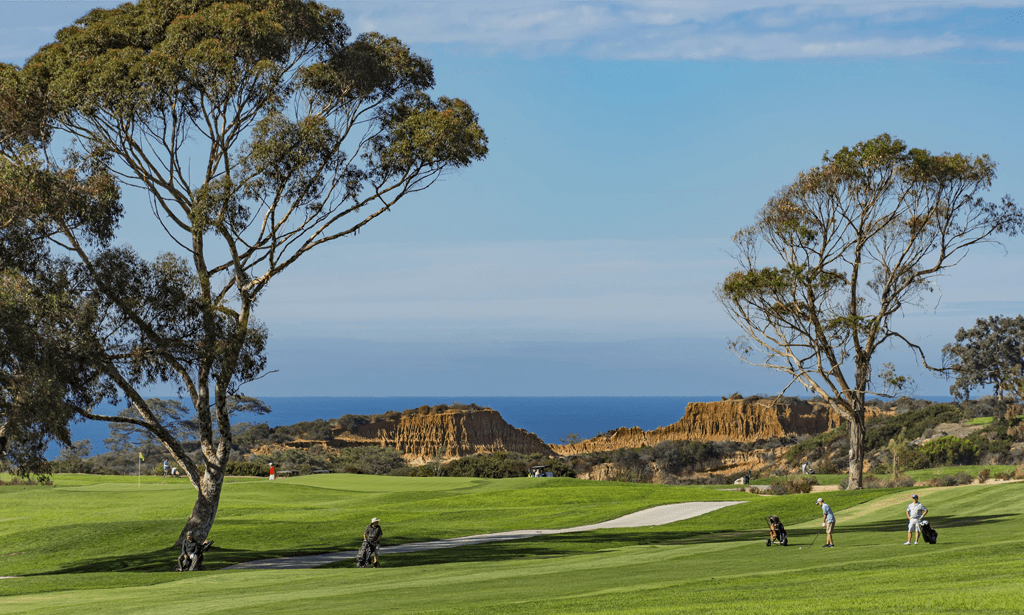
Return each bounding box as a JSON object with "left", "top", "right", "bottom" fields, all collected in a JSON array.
[
  {"left": 586, "top": 31, "right": 965, "bottom": 60},
  {"left": 334, "top": 0, "right": 1024, "bottom": 60},
  {"left": 798, "top": 34, "right": 965, "bottom": 58},
  {"left": 2, "top": 1, "right": 1023, "bottom": 63},
  {"left": 991, "top": 38, "right": 1024, "bottom": 50}
]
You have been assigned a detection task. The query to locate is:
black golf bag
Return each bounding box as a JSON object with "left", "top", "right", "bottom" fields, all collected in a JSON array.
[
  {"left": 356, "top": 540, "right": 379, "bottom": 567},
  {"left": 920, "top": 520, "right": 937, "bottom": 544},
  {"left": 765, "top": 515, "right": 788, "bottom": 547},
  {"left": 176, "top": 540, "right": 213, "bottom": 571}
]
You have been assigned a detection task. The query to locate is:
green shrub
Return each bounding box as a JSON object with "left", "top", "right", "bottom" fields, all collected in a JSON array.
[
  {"left": 247, "top": 444, "right": 407, "bottom": 476},
  {"left": 650, "top": 440, "right": 718, "bottom": 474},
  {"left": 900, "top": 448, "right": 930, "bottom": 471},
  {"left": 863, "top": 404, "right": 963, "bottom": 451},
  {"left": 268, "top": 419, "right": 334, "bottom": 443},
  {"left": 226, "top": 461, "right": 270, "bottom": 476},
  {"left": 233, "top": 422, "right": 271, "bottom": 450},
  {"left": 815, "top": 459, "right": 844, "bottom": 475},
  {"left": 247, "top": 445, "right": 332, "bottom": 474},
  {"left": 890, "top": 475, "right": 917, "bottom": 488},
  {"left": 927, "top": 471, "right": 974, "bottom": 487},
  {"left": 0, "top": 475, "right": 52, "bottom": 486},
  {"left": 960, "top": 397, "right": 1013, "bottom": 420},
  {"left": 608, "top": 469, "right": 653, "bottom": 483},
  {"left": 333, "top": 410, "right": 402, "bottom": 432},
  {"left": 49, "top": 458, "right": 98, "bottom": 474},
  {"left": 768, "top": 475, "right": 818, "bottom": 494},
  {"left": 892, "top": 397, "right": 935, "bottom": 415},
  {"left": 838, "top": 474, "right": 913, "bottom": 489},
  {"left": 918, "top": 436, "right": 980, "bottom": 467},
  {"left": 785, "top": 424, "right": 848, "bottom": 465},
  {"left": 389, "top": 464, "right": 438, "bottom": 477},
  {"left": 331, "top": 446, "right": 407, "bottom": 475},
  {"left": 443, "top": 451, "right": 531, "bottom": 478}
]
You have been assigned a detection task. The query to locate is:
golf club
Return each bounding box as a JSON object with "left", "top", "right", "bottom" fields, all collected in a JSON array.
[{"left": 807, "top": 526, "right": 823, "bottom": 548}]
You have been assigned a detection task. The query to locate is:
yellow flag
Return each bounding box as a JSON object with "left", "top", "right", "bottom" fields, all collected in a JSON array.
[{"left": 139, "top": 452, "right": 145, "bottom": 461}]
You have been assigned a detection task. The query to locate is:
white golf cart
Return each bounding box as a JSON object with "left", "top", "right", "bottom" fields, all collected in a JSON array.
[{"left": 529, "top": 465, "right": 554, "bottom": 478}]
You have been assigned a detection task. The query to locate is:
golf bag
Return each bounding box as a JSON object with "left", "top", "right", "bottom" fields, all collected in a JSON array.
[
  {"left": 176, "top": 540, "right": 213, "bottom": 571},
  {"left": 765, "top": 515, "right": 788, "bottom": 547},
  {"left": 920, "top": 520, "right": 937, "bottom": 544},
  {"left": 357, "top": 540, "right": 379, "bottom": 568}
]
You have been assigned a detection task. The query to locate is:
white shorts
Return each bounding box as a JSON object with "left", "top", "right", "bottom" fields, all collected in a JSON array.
[{"left": 908, "top": 519, "right": 923, "bottom": 532}]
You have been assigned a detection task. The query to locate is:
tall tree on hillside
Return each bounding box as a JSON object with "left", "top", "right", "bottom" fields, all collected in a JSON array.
[
  {"left": 0, "top": 0, "right": 486, "bottom": 541},
  {"left": 943, "top": 315, "right": 1024, "bottom": 402},
  {"left": 716, "top": 134, "right": 1021, "bottom": 489}
]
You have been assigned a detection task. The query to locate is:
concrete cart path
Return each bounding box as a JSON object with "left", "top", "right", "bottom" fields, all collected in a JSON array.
[{"left": 225, "top": 501, "right": 744, "bottom": 570}]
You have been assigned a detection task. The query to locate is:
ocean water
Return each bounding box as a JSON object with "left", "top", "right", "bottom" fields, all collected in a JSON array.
[{"left": 60, "top": 396, "right": 719, "bottom": 456}]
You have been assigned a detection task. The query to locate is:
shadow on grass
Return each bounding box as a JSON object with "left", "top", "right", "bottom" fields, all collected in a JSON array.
[
  {"left": 831, "top": 513, "right": 1014, "bottom": 533},
  {"left": 322, "top": 527, "right": 767, "bottom": 569},
  {"left": 321, "top": 512, "right": 1019, "bottom": 569},
  {"left": 43, "top": 512, "right": 1018, "bottom": 574},
  {"left": 34, "top": 547, "right": 181, "bottom": 575},
  {"left": 45, "top": 543, "right": 361, "bottom": 574}
]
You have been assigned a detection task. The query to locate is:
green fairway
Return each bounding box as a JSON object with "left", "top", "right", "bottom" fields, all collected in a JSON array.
[
  {"left": 2, "top": 474, "right": 1022, "bottom": 614},
  {"left": 0, "top": 473, "right": 749, "bottom": 575}
]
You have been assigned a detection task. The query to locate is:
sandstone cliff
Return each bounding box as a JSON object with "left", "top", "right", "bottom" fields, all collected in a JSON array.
[
  {"left": 577, "top": 445, "right": 793, "bottom": 483},
  {"left": 552, "top": 398, "right": 891, "bottom": 456},
  {"left": 325, "top": 405, "right": 554, "bottom": 464},
  {"left": 261, "top": 398, "right": 892, "bottom": 475}
]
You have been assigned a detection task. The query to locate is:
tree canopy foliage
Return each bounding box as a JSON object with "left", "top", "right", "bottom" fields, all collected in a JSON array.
[
  {"left": 0, "top": 129, "right": 117, "bottom": 474},
  {"left": 0, "top": 0, "right": 486, "bottom": 540},
  {"left": 943, "top": 315, "right": 1024, "bottom": 402},
  {"left": 717, "top": 134, "right": 1021, "bottom": 489}
]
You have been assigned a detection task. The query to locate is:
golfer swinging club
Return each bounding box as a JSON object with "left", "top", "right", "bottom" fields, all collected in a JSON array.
[{"left": 816, "top": 497, "right": 836, "bottom": 548}]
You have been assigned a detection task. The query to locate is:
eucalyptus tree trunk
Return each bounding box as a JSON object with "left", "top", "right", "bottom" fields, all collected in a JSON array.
[
  {"left": 846, "top": 410, "right": 866, "bottom": 490},
  {"left": 180, "top": 467, "right": 225, "bottom": 544}
]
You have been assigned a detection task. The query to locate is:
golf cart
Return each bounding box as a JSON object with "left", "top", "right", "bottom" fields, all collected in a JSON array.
[{"left": 529, "top": 465, "right": 553, "bottom": 478}]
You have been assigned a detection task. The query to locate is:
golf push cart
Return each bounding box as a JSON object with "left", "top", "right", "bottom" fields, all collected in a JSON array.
[
  {"left": 765, "top": 515, "right": 788, "bottom": 546},
  {"left": 175, "top": 540, "right": 214, "bottom": 571}
]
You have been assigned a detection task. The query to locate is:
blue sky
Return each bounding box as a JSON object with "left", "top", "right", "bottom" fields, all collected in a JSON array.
[{"left": 3, "top": 1, "right": 1023, "bottom": 398}]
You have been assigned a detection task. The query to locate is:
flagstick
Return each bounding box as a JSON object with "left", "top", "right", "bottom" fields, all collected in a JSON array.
[{"left": 138, "top": 455, "right": 141, "bottom": 488}]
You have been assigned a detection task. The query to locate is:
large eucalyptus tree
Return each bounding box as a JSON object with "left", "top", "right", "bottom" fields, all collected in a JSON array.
[
  {"left": 0, "top": 0, "right": 486, "bottom": 540},
  {"left": 717, "top": 135, "right": 1020, "bottom": 489},
  {"left": 943, "top": 315, "right": 1024, "bottom": 402}
]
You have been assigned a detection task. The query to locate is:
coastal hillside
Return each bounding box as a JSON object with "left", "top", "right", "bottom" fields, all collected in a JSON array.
[
  {"left": 258, "top": 397, "right": 890, "bottom": 469},
  {"left": 59, "top": 397, "right": 1022, "bottom": 483},
  {"left": 552, "top": 397, "right": 893, "bottom": 455},
  {"left": 265, "top": 399, "right": 842, "bottom": 465},
  {"left": 281, "top": 403, "right": 555, "bottom": 464}
]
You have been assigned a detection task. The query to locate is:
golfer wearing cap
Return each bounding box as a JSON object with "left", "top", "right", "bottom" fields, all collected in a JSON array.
[
  {"left": 816, "top": 497, "right": 836, "bottom": 548},
  {"left": 905, "top": 494, "right": 927, "bottom": 545},
  {"left": 363, "top": 517, "right": 383, "bottom": 567}
]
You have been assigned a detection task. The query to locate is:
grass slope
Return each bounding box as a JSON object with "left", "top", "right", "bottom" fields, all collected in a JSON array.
[
  {"left": 0, "top": 473, "right": 747, "bottom": 575},
  {"left": 2, "top": 475, "right": 1023, "bottom": 614}
]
